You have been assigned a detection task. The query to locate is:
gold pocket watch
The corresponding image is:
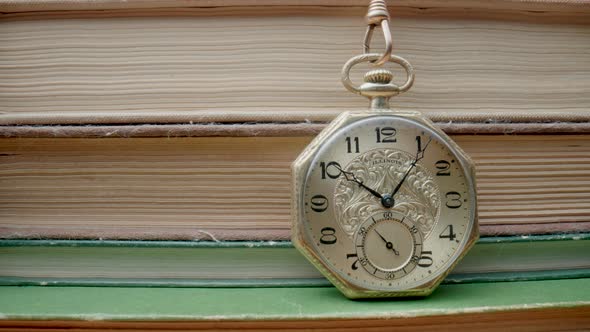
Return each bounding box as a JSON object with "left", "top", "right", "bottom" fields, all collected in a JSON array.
[{"left": 291, "top": 1, "right": 478, "bottom": 299}]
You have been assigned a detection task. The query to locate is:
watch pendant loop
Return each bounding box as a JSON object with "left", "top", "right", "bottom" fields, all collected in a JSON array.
[
  {"left": 363, "top": 0, "right": 393, "bottom": 66},
  {"left": 341, "top": 53, "right": 414, "bottom": 98}
]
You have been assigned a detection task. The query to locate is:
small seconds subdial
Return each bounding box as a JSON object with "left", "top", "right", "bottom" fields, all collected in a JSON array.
[{"left": 355, "top": 211, "right": 423, "bottom": 280}]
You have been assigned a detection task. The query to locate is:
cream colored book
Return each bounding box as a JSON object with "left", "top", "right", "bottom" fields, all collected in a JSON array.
[
  {"left": 0, "top": 1, "right": 589, "bottom": 123},
  {"left": 1, "top": 134, "right": 589, "bottom": 240}
]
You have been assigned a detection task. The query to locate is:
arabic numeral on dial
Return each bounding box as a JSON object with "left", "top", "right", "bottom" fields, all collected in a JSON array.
[
  {"left": 385, "top": 272, "right": 395, "bottom": 279},
  {"left": 346, "top": 253, "right": 359, "bottom": 270},
  {"left": 410, "top": 225, "right": 419, "bottom": 234},
  {"left": 320, "top": 227, "right": 337, "bottom": 245},
  {"left": 310, "top": 194, "right": 328, "bottom": 212},
  {"left": 435, "top": 160, "right": 451, "bottom": 176},
  {"left": 445, "top": 191, "right": 463, "bottom": 209},
  {"left": 439, "top": 224, "right": 457, "bottom": 241},
  {"left": 412, "top": 251, "right": 433, "bottom": 268},
  {"left": 345, "top": 136, "right": 359, "bottom": 153},
  {"left": 320, "top": 161, "right": 341, "bottom": 179},
  {"left": 375, "top": 127, "right": 397, "bottom": 143}
]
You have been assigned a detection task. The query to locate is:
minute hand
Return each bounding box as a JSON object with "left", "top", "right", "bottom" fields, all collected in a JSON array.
[
  {"left": 390, "top": 161, "right": 417, "bottom": 198},
  {"left": 390, "top": 137, "right": 432, "bottom": 198}
]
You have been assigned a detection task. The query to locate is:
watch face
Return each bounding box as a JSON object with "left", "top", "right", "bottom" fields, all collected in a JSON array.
[{"left": 295, "top": 114, "right": 477, "bottom": 296}]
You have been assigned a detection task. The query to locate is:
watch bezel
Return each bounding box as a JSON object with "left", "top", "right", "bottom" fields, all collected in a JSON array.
[{"left": 292, "top": 110, "right": 479, "bottom": 299}]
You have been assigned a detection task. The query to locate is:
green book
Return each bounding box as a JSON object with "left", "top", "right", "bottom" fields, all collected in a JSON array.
[
  {"left": 1, "top": 234, "right": 588, "bottom": 287},
  {"left": 0, "top": 279, "right": 588, "bottom": 330}
]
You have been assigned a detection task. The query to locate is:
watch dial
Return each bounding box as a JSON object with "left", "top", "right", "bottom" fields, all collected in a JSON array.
[{"left": 301, "top": 115, "right": 475, "bottom": 291}]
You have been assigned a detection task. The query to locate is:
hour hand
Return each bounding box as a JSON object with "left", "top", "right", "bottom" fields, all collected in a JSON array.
[{"left": 333, "top": 164, "right": 383, "bottom": 200}]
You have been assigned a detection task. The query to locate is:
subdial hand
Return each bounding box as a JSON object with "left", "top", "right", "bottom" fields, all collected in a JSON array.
[
  {"left": 390, "top": 136, "right": 432, "bottom": 199},
  {"left": 333, "top": 164, "right": 383, "bottom": 200},
  {"left": 374, "top": 229, "right": 399, "bottom": 256}
]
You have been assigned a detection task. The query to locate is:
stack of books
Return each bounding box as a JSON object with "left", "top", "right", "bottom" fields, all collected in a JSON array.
[{"left": 1, "top": 0, "right": 589, "bottom": 330}]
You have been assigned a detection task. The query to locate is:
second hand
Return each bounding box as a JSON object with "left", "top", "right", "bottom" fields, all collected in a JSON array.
[{"left": 374, "top": 228, "right": 399, "bottom": 256}]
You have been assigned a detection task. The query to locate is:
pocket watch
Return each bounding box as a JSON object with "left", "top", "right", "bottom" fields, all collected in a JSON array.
[{"left": 291, "top": 4, "right": 478, "bottom": 298}]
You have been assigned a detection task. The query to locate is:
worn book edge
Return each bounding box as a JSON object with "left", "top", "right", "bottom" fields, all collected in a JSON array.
[
  {"left": 2, "top": 232, "right": 588, "bottom": 248},
  {"left": 1, "top": 270, "right": 589, "bottom": 288},
  {"left": 3, "top": 122, "right": 590, "bottom": 138},
  {"left": 2, "top": 0, "right": 589, "bottom": 13},
  {"left": 2, "top": 110, "right": 590, "bottom": 138}
]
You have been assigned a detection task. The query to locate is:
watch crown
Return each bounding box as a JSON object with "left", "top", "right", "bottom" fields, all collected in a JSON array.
[{"left": 364, "top": 69, "right": 394, "bottom": 84}]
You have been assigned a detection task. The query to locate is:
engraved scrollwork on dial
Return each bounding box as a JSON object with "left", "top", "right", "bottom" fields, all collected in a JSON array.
[{"left": 333, "top": 149, "right": 440, "bottom": 239}]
